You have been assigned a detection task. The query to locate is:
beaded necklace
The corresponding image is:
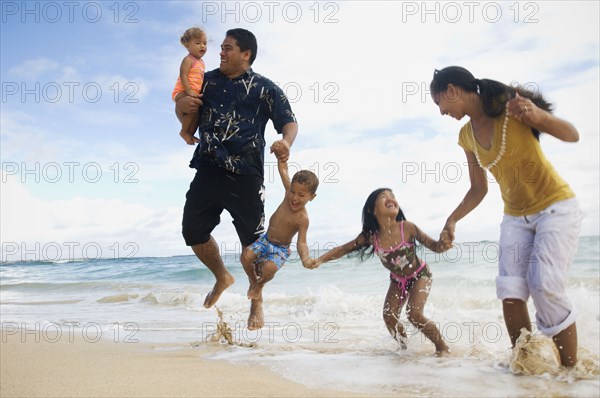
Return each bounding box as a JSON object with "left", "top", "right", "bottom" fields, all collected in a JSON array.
[{"left": 470, "top": 103, "right": 509, "bottom": 170}]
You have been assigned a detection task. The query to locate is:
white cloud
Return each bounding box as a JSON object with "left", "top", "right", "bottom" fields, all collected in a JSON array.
[{"left": 7, "top": 57, "right": 60, "bottom": 79}]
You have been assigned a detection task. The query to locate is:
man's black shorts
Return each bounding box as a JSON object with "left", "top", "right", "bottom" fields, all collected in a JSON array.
[{"left": 182, "top": 167, "right": 265, "bottom": 247}]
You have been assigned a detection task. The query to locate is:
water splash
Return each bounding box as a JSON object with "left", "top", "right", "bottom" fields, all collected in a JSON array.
[
  {"left": 509, "top": 329, "right": 560, "bottom": 376},
  {"left": 507, "top": 329, "right": 600, "bottom": 380},
  {"left": 208, "top": 307, "right": 255, "bottom": 348}
]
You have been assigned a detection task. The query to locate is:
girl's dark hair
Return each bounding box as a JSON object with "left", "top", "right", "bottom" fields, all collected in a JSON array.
[
  {"left": 430, "top": 66, "right": 553, "bottom": 140},
  {"left": 356, "top": 188, "right": 406, "bottom": 260}
]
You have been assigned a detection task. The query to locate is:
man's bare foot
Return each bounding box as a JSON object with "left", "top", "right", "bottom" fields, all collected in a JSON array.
[
  {"left": 247, "top": 281, "right": 263, "bottom": 300},
  {"left": 203, "top": 273, "right": 235, "bottom": 308},
  {"left": 247, "top": 299, "right": 264, "bottom": 330}
]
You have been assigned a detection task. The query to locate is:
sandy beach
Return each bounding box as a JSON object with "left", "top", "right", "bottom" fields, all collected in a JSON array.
[{"left": 0, "top": 333, "right": 376, "bottom": 398}]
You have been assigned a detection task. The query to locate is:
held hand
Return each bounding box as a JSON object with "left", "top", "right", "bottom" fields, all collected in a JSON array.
[
  {"left": 176, "top": 94, "right": 203, "bottom": 114},
  {"left": 186, "top": 90, "right": 200, "bottom": 98},
  {"left": 303, "top": 258, "right": 320, "bottom": 269},
  {"left": 440, "top": 221, "right": 456, "bottom": 250},
  {"left": 270, "top": 139, "right": 290, "bottom": 162},
  {"left": 438, "top": 235, "right": 453, "bottom": 252},
  {"left": 507, "top": 92, "right": 538, "bottom": 125}
]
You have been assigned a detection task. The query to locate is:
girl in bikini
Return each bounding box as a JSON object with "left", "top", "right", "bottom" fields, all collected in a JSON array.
[{"left": 306, "top": 188, "right": 451, "bottom": 356}]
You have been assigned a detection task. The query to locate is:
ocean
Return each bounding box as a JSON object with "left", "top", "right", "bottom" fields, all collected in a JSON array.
[{"left": 1, "top": 236, "right": 599, "bottom": 397}]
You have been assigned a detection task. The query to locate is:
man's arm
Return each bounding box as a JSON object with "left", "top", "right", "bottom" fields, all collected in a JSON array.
[
  {"left": 270, "top": 122, "right": 298, "bottom": 162},
  {"left": 175, "top": 95, "right": 203, "bottom": 114}
]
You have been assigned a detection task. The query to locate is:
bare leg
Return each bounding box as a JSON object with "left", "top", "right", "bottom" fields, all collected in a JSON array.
[
  {"left": 247, "top": 261, "right": 278, "bottom": 300},
  {"left": 406, "top": 278, "right": 449, "bottom": 355},
  {"left": 383, "top": 281, "right": 407, "bottom": 349},
  {"left": 502, "top": 299, "right": 532, "bottom": 346},
  {"left": 240, "top": 247, "right": 258, "bottom": 290},
  {"left": 553, "top": 322, "right": 577, "bottom": 367},
  {"left": 187, "top": 111, "right": 199, "bottom": 137},
  {"left": 174, "top": 93, "right": 186, "bottom": 122},
  {"left": 180, "top": 112, "right": 199, "bottom": 144},
  {"left": 175, "top": 94, "right": 198, "bottom": 145},
  {"left": 247, "top": 297, "right": 264, "bottom": 331},
  {"left": 192, "top": 236, "right": 235, "bottom": 308}
]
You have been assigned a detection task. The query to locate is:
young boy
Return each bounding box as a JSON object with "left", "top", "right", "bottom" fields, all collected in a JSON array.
[{"left": 241, "top": 156, "right": 318, "bottom": 330}]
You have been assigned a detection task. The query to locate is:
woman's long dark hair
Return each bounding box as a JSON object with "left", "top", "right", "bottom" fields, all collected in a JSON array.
[
  {"left": 430, "top": 66, "right": 553, "bottom": 140},
  {"left": 357, "top": 188, "right": 406, "bottom": 260}
]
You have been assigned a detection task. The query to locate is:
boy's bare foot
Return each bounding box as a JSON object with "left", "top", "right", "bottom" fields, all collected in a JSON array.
[
  {"left": 203, "top": 273, "right": 235, "bottom": 308},
  {"left": 247, "top": 281, "right": 263, "bottom": 300},
  {"left": 247, "top": 299, "right": 264, "bottom": 330},
  {"left": 435, "top": 349, "right": 451, "bottom": 358}
]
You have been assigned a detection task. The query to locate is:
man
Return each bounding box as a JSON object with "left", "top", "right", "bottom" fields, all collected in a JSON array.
[{"left": 177, "top": 29, "right": 298, "bottom": 324}]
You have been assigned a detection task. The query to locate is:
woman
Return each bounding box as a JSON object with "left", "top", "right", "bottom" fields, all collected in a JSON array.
[{"left": 430, "top": 66, "right": 582, "bottom": 367}]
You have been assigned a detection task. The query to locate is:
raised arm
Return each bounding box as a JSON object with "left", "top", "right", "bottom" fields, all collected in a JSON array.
[
  {"left": 411, "top": 222, "right": 452, "bottom": 253},
  {"left": 508, "top": 93, "right": 579, "bottom": 142},
  {"left": 443, "top": 150, "right": 488, "bottom": 242},
  {"left": 277, "top": 160, "right": 291, "bottom": 192}
]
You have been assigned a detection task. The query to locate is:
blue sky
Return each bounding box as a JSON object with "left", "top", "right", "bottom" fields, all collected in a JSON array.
[{"left": 1, "top": 1, "right": 599, "bottom": 260}]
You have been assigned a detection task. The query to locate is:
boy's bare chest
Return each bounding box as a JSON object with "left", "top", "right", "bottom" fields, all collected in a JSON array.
[{"left": 268, "top": 206, "right": 302, "bottom": 241}]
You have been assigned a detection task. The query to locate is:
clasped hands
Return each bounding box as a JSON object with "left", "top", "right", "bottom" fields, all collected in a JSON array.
[{"left": 270, "top": 139, "right": 290, "bottom": 162}]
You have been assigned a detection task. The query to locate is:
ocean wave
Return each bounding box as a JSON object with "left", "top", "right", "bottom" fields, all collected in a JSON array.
[
  {"left": 140, "top": 291, "right": 200, "bottom": 306},
  {"left": 97, "top": 293, "right": 140, "bottom": 303},
  {"left": 0, "top": 281, "right": 108, "bottom": 291},
  {"left": 0, "top": 299, "right": 84, "bottom": 305}
]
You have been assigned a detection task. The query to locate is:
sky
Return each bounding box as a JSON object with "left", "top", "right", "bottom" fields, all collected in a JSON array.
[{"left": 1, "top": 0, "right": 599, "bottom": 261}]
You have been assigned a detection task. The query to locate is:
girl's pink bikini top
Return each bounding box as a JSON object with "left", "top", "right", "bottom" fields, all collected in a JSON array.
[{"left": 373, "top": 221, "right": 416, "bottom": 273}]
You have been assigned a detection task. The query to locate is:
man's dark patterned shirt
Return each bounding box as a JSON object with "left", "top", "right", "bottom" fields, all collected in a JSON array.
[{"left": 189, "top": 68, "right": 296, "bottom": 177}]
